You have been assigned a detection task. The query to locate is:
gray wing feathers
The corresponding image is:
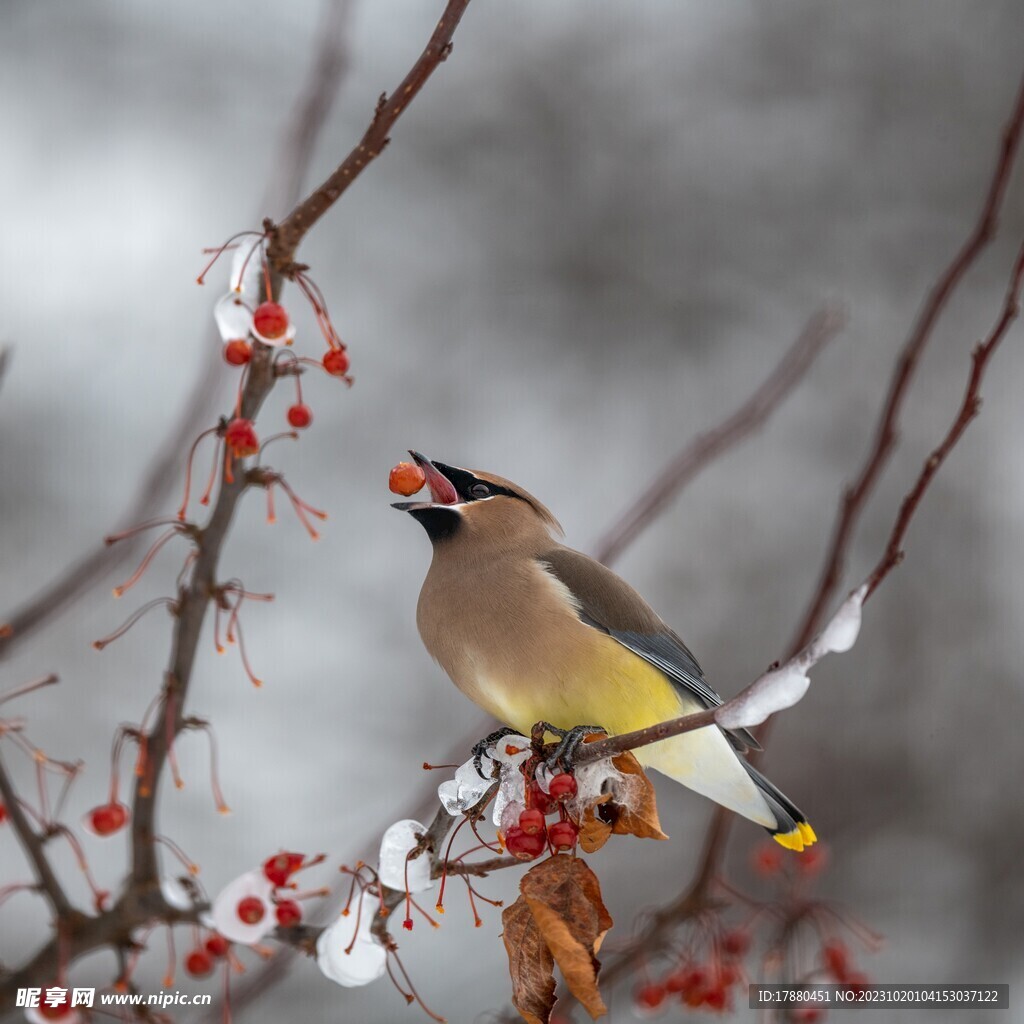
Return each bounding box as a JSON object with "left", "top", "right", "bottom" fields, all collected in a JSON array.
[{"left": 539, "top": 547, "right": 761, "bottom": 753}]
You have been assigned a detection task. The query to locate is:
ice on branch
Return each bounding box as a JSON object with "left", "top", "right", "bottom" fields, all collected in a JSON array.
[
  {"left": 214, "top": 293, "right": 254, "bottom": 344},
  {"left": 378, "top": 819, "right": 433, "bottom": 894},
  {"left": 316, "top": 892, "right": 387, "bottom": 987},
  {"left": 437, "top": 757, "right": 495, "bottom": 815},
  {"left": 717, "top": 584, "right": 867, "bottom": 730},
  {"left": 210, "top": 869, "right": 275, "bottom": 945}
]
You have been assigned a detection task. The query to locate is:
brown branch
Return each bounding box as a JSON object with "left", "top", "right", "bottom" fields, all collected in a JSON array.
[
  {"left": 562, "top": 67, "right": 1024, "bottom": 1009},
  {"left": 0, "top": 745, "right": 73, "bottom": 919},
  {"left": 594, "top": 306, "right": 847, "bottom": 567},
  {"left": 788, "top": 69, "right": 1024, "bottom": 657},
  {"left": 262, "top": 0, "right": 354, "bottom": 217},
  {"left": 266, "top": 0, "right": 474, "bottom": 275},
  {"left": 0, "top": 6, "right": 358, "bottom": 1007},
  {"left": 865, "top": 240, "right": 1024, "bottom": 597}
]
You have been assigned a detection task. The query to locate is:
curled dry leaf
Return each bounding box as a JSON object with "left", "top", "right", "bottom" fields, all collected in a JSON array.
[
  {"left": 502, "top": 856, "right": 613, "bottom": 1023},
  {"left": 575, "top": 751, "right": 667, "bottom": 851}
]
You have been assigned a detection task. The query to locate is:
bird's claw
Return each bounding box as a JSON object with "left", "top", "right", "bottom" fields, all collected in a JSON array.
[
  {"left": 544, "top": 724, "right": 607, "bottom": 772},
  {"left": 471, "top": 727, "right": 518, "bottom": 779}
]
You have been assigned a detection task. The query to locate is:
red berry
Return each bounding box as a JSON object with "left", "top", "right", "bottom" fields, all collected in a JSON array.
[
  {"left": 223, "top": 339, "right": 251, "bottom": 366},
  {"left": 236, "top": 895, "right": 266, "bottom": 925},
  {"left": 205, "top": 933, "right": 230, "bottom": 958},
  {"left": 253, "top": 302, "right": 289, "bottom": 340},
  {"left": 322, "top": 347, "right": 350, "bottom": 377},
  {"left": 547, "top": 820, "right": 578, "bottom": 850},
  {"left": 262, "top": 851, "right": 304, "bottom": 887},
  {"left": 274, "top": 899, "right": 302, "bottom": 927},
  {"left": 702, "top": 985, "right": 729, "bottom": 1011},
  {"left": 843, "top": 971, "right": 870, "bottom": 996},
  {"left": 634, "top": 983, "right": 666, "bottom": 1010},
  {"left": 527, "top": 780, "right": 557, "bottom": 816},
  {"left": 402, "top": 917, "right": 413, "bottom": 931},
  {"left": 503, "top": 825, "right": 546, "bottom": 861},
  {"left": 752, "top": 840, "right": 784, "bottom": 876},
  {"left": 722, "top": 928, "right": 751, "bottom": 958},
  {"left": 796, "top": 844, "right": 828, "bottom": 876},
  {"left": 389, "top": 461, "right": 426, "bottom": 497},
  {"left": 822, "top": 939, "right": 848, "bottom": 980},
  {"left": 225, "top": 417, "right": 259, "bottom": 457},
  {"left": 0, "top": 802, "right": 7, "bottom": 824},
  {"left": 518, "top": 807, "right": 545, "bottom": 836},
  {"left": 286, "top": 403, "right": 312, "bottom": 429},
  {"left": 37, "top": 996, "right": 72, "bottom": 1020},
  {"left": 717, "top": 962, "right": 740, "bottom": 987},
  {"left": 185, "top": 947, "right": 214, "bottom": 978},
  {"left": 548, "top": 773, "right": 578, "bottom": 801},
  {"left": 87, "top": 801, "right": 129, "bottom": 836},
  {"left": 673, "top": 966, "right": 708, "bottom": 1002}
]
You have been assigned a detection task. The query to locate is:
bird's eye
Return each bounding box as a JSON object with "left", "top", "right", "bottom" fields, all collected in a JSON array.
[{"left": 469, "top": 482, "right": 491, "bottom": 499}]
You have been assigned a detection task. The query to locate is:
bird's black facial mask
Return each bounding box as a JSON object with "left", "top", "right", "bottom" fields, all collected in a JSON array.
[{"left": 428, "top": 462, "right": 518, "bottom": 503}]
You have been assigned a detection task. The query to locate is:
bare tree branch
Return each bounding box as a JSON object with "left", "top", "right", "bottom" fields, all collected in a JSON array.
[
  {"left": 594, "top": 306, "right": 847, "bottom": 567},
  {"left": 266, "top": 0, "right": 474, "bottom": 275},
  {"left": 0, "top": 745, "right": 73, "bottom": 920}
]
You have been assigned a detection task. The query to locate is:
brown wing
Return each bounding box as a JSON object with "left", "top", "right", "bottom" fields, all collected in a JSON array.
[{"left": 539, "top": 546, "right": 760, "bottom": 752}]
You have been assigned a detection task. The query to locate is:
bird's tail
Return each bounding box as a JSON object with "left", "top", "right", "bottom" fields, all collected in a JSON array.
[
  {"left": 639, "top": 727, "right": 817, "bottom": 851},
  {"left": 741, "top": 761, "right": 817, "bottom": 851}
]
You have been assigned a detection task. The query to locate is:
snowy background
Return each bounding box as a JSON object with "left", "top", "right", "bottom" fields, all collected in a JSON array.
[{"left": 1, "top": 1, "right": 1023, "bottom": 1021}]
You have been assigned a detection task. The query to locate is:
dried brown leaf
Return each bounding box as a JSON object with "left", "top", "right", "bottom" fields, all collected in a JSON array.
[
  {"left": 502, "top": 895, "right": 556, "bottom": 1024},
  {"left": 607, "top": 751, "right": 667, "bottom": 841},
  {"left": 520, "top": 856, "right": 613, "bottom": 1020}
]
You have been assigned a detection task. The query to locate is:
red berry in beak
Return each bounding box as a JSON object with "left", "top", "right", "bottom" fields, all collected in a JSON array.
[{"left": 389, "top": 461, "right": 426, "bottom": 497}]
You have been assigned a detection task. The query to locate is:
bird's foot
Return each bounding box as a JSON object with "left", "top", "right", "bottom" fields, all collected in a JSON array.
[
  {"left": 471, "top": 727, "right": 519, "bottom": 779},
  {"left": 542, "top": 723, "right": 607, "bottom": 772}
]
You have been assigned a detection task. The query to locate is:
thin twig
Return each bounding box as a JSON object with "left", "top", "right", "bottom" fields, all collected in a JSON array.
[
  {"left": 0, "top": 747, "right": 73, "bottom": 919},
  {"left": 266, "top": 0, "right": 474, "bottom": 275},
  {"left": 594, "top": 306, "right": 846, "bottom": 567}
]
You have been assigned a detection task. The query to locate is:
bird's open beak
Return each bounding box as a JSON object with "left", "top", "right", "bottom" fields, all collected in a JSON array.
[{"left": 391, "top": 451, "right": 460, "bottom": 511}]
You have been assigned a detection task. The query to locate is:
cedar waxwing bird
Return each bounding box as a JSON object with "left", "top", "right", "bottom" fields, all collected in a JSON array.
[{"left": 393, "top": 452, "right": 816, "bottom": 851}]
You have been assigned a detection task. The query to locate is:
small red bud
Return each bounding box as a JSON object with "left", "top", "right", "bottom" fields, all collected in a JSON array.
[
  {"left": 263, "top": 851, "right": 305, "bottom": 887},
  {"left": 402, "top": 917, "right": 414, "bottom": 931},
  {"left": 722, "top": 928, "right": 751, "bottom": 958},
  {"left": 0, "top": 803, "right": 8, "bottom": 824}
]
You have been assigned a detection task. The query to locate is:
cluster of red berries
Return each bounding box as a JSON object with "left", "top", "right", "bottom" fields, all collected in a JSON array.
[
  {"left": 221, "top": 298, "right": 351, "bottom": 435},
  {"left": 183, "top": 932, "right": 230, "bottom": 978},
  {"left": 635, "top": 929, "right": 751, "bottom": 1016},
  {"left": 503, "top": 772, "right": 579, "bottom": 861}
]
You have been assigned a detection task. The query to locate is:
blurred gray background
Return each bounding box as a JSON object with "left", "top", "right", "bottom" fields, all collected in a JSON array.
[{"left": 1, "top": 1, "right": 1023, "bottom": 1021}]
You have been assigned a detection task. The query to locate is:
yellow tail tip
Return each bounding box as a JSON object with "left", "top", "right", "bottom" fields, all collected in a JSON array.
[
  {"left": 772, "top": 828, "right": 805, "bottom": 851},
  {"left": 797, "top": 821, "right": 817, "bottom": 845}
]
